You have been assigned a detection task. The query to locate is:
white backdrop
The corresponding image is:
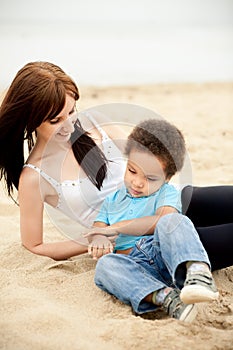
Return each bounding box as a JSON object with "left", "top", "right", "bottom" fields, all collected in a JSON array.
[{"left": 0, "top": 0, "right": 233, "bottom": 89}]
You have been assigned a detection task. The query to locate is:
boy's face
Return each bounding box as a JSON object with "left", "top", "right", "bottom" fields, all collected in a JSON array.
[{"left": 124, "top": 149, "right": 168, "bottom": 198}]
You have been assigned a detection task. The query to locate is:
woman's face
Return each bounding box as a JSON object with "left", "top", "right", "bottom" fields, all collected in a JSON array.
[{"left": 36, "top": 94, "right": 77, "bottom": 144}]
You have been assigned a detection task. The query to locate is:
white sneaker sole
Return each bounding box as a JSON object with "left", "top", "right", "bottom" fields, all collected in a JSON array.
[
  {"left": 180, "top": 285, "right": 219, "bottom": 304},
  {"left": 179, "top": 303, "right": 198, "bottom": 323}
]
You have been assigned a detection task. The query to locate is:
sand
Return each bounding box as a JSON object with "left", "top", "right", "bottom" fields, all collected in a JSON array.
[{"left": 0, "top": 82, "right": 233, "bottom": 350}]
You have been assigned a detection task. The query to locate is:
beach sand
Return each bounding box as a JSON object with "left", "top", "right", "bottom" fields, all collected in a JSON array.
[{"left": 0, "top": 82, "right": 233, "bottom": 350}]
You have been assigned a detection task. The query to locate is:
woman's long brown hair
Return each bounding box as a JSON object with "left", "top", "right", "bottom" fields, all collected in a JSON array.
[{"left": 0, "top": 61, "right": 107, "bottom": 197}]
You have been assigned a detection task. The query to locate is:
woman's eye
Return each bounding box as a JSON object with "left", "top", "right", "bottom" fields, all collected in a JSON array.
[{"left": 50, "top": 119, "right": 60, "bottom": 125}]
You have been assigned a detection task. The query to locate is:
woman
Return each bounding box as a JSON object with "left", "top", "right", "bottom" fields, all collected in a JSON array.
[{"left": 0, "top": 61, "right": 232, "bottom": 269}]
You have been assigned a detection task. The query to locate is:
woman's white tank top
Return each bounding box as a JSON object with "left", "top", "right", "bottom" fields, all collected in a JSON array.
[{"left": 24, "top": 115, "right": 126, "bottom": 228}]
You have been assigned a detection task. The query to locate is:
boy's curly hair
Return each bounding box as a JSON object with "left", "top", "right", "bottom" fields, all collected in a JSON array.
[{"left": 125, "top": 119, "right": 186, "bottom": 178}]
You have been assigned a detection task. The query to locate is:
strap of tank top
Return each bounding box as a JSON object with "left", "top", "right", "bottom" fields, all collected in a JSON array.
[
  {"left": 84, "top": 111, "right": 109, "bottom": 141},
  {"left": 23, "top": 164, "right": 60, "bottom": 188}
]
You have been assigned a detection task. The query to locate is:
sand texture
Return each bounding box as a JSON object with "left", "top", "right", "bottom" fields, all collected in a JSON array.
[{"left": 0, "top": 82, "right": 233, "bottom": 350}]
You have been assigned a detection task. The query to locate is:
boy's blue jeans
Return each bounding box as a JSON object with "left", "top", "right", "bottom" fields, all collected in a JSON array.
[{"left": 94, "top": 213, "right": 210, "bottom": 314}]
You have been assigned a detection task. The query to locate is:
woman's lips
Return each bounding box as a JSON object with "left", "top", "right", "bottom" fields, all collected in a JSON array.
[{"left": 58, "top": 132, "right": 70, "bottom": 137}]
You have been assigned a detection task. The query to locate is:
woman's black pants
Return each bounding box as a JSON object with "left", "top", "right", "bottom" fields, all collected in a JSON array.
[{"left": 181, "top": 185, "right": 233, "bottom": 271}]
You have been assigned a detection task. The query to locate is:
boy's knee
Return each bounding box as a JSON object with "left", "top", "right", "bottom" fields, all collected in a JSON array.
[
  {"left": 157, "top": 213, "right": 186, "bottom": 234},
  {"left": 95, "top": 254, "right": 114, "bottom": 277},
  {"left": 96, "top": 254, "right": 109, "bottom": 272},
  {"left": 95, "top": 254, "right": 116, "bottom": 286}
]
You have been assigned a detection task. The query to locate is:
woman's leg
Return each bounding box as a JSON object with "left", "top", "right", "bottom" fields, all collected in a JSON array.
[
  {"left": 181, "top": 185, "right": 233, "bottom": 226},
  {"left": 181, "top": 185, "right": 233, "bottom": 270},
  {"left": 195, "top": 224, "right": 233, "bottom": 271}
]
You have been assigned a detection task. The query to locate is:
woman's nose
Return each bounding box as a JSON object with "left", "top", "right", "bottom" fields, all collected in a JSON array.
[{"left": 62, "top": 118, "right": 75, "bottom": 133}]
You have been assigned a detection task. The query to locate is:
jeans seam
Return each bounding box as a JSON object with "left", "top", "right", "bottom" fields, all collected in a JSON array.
[{"left": 135, "top": 241, "right": 172, "bottom": 286}]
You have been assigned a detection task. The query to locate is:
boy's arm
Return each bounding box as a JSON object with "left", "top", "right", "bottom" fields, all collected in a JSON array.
[
  {"left": 109, "top": 206, "right": 177, "bottom": 236},
  {"left": 88, "top": 184, "right": 181, "bottom": 237},
  {"left": 85, "top": 206, "right": 177, "bottom": 238}
]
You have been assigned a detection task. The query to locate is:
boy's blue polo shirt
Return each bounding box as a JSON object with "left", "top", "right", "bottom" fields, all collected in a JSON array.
[{"left": 94, "top": 183, "right": 181, "bottom": 251}]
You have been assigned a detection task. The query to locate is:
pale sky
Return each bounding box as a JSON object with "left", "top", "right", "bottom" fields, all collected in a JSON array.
[
  {"left": 0, "top": 0, "right": 232, "bottom": 87},
  {"left": 1, "top": 0, "right": 233, "bottom": 25}
]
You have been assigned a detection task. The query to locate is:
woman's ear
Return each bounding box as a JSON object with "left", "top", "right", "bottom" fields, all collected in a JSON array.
[{"left": 165, "top": 175, "right": 172, "bottom": 183}]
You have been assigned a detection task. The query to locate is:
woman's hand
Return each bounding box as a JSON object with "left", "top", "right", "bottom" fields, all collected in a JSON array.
[{"left": 88, "top": 235, "right": 114, "bottom": 260}]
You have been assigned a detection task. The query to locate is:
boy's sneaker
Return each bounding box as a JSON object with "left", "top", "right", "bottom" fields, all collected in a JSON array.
[
  {"left": 162, "top": 288, "right": 197, "bottom": 323},
  {"left": 180, "top": 271, "right": 219, "bottom": 304}
]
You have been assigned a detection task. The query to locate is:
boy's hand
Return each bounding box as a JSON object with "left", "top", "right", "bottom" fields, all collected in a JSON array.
[{"left": 88, "top": 235, "right": 114, "bottom": 260}]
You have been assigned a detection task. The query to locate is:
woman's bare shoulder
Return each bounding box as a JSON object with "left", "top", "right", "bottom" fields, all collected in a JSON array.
[
  {"left": 19, "top": 165, "right": 41, "bottom": 190},
  {"left": 80, "top": 109, "right": 132, "bottom": 140}
]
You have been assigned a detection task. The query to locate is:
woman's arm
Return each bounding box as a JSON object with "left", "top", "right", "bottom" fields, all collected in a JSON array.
[
  {"left": 19, "top": 169, "right": 87, "bottom": 260},
  {"left": 80, "top": 109, "right": 131, "bottom": 153},
  {"left": 87, "top": 221, "right": 115, "bottom": 260}
]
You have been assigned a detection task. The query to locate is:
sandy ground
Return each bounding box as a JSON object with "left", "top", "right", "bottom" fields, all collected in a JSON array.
[{"left": 0, "top": 82, "right": 233, "bottom": 350}]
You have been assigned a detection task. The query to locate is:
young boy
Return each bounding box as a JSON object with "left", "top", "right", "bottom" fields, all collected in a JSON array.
[{"left": 85, "top": 118, "right": 219, "bottom": 322}]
